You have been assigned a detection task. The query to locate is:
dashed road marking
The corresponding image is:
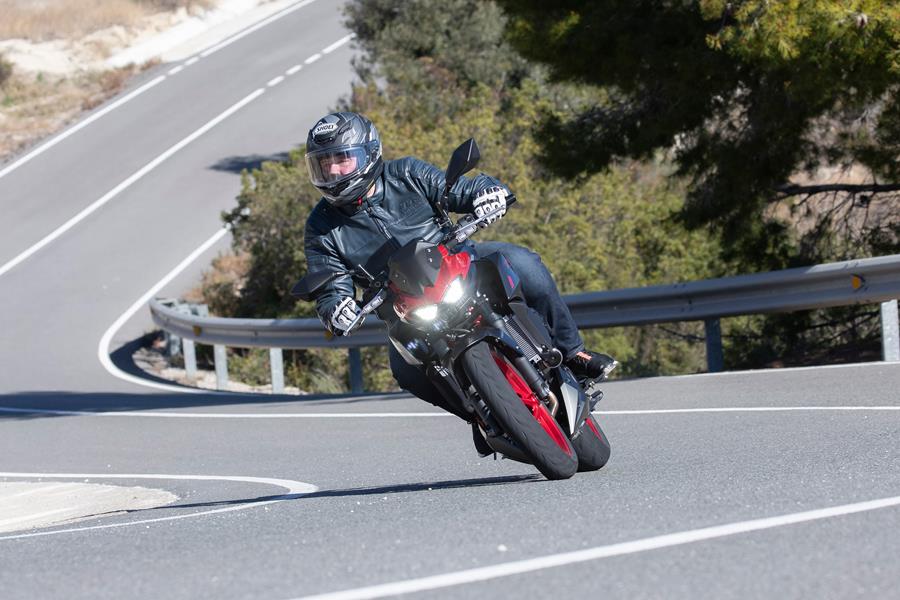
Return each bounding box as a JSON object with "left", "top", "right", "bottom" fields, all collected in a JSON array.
[
  {"left": 305, "top": 53, "right": 322, "bottom": 64},
  {"left": 322, "top": 34, "right": 354, "bottom": 54},
  {"left": 268, "top": 75, "right": 286, "bottom": 87},
  {"left": 286, "top": 64, "right": 302, "bottom": 75},
  {"left": 199, "top": 0, "right": 319, "bottom": 58}
]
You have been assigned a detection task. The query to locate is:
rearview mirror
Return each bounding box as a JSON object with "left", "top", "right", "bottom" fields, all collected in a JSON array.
[
  {"left": 445, "top": 138, "right": 480, "bottom": 191},
  {"left": 290, "top": 270, "right": 341, "bottom": 301}
]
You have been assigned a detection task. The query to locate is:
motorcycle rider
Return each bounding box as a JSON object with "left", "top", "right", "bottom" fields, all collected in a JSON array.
[{"left": 303, "top": 111, "right": 616, "bottom": 428}]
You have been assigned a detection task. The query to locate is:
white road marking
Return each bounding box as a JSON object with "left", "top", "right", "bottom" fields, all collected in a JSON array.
[
  {"left": 185, "top": 56, "right": 199, "bottom": 66},
  {"left": 658, "top": 360, "right": 899, "bottom": 380},
  {"left": 200, "top": 0, "right": 319, "bottom": 58},
  {"left": 2, "top": 406, "right": 898, "bottom": 419},
  {"left": 596, "top": 406, "right": 900, "bottom": 415},
  {"left": 305, "top": 53, "right": 322, "bottom": 64},
  {"left": 98, "top": 227, "right": 231, "bottom": 394},
  {"left": 0, "top": 76, "right": 166, "bottom": 180},
  {"left": 0, "top": 89, "right": 264, "bottom": 280},
  {"left": 288, "top": 494, "right": 900, "bottom": 600},
  {"left": 286, "top": 64, "right": 302, "bottom": 75},
  {"left": 322, "top": 34, "right": 354, "bottom": 54},
  {"left": 268, "top": 75, "right": 286, "bottom": 87},
  {"left": 0, "top": 0, "right": 323, "bottom": 182},
  {"left": 0, "top": 472, "right": 317, "bottom": 541}
]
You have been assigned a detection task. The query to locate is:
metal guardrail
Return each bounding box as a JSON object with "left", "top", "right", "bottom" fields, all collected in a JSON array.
[{"left": 149, "top": 254, "right": 900, "bottom": 393}]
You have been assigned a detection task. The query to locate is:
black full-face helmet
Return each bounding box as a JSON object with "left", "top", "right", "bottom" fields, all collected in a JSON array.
[{"left": 305, "top": 111, "right": 383, "bottom": 206}]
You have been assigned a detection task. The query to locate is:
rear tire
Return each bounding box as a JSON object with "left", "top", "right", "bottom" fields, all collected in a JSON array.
[
  {"left": 460, "top": 342, "right": 578, "bottom": 480},
  {"left": 571, "top": 413, "right": 611, "bottom": 472}
]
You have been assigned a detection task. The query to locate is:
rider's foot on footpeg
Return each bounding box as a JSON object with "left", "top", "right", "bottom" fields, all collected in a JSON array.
[{"left": 566, "top": 350, "right": 618, "bottom": 380}]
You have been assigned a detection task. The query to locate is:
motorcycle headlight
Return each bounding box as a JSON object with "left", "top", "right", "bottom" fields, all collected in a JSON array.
[
  {"left": 412, "top": 304, "right": 439, "bottom": 321},
  {"left": 441, "top": 277, "right": 465, "bottom": 304}
]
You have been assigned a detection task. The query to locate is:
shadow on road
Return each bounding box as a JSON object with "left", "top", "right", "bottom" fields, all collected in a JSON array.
[
  {"left": 0, "top": 389, "right": 419, "bottom": 421},
  {"left": 209, "top": 152, "right": 292, "bottom": 173},
  {"left": 128, "top": 474, "right": 542, "bottom": 513}
]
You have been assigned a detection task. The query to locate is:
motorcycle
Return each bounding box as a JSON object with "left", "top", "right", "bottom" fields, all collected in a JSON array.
[{"left": 292, "top": 139, "right": 611, "bottom": 480}]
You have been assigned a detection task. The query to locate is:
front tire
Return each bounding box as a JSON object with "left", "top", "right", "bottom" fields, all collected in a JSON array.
[
  {"left": 571, "top": 413, "right": 611, "bottom": 471},
  {"left": 460, "top": 342, "right": 578, "bottom": 480}
]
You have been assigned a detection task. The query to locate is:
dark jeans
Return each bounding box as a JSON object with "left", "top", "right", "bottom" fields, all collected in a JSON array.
[{"left": 388, "top": 241, "right": 584, "bottom": 418}]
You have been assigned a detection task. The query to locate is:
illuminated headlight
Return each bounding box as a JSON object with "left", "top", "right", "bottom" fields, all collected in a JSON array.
[
  {"left": 441, "top": 277, "right": 465, "bottom": 304},
  {"left": 413, "top": 304, "right": 439, "bottom": 321}
]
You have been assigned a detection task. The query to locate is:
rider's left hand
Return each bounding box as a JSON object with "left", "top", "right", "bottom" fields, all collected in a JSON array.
[{"left": 473, "top": 186, "right": 508, "bottom": 227}]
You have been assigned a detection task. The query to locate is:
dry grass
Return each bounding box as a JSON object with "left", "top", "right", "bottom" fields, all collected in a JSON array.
[
  {"left": 0, "top": 62, "right": 151, "bottom": 159},
  {"left": 0, "top": 0, "right": 214, "bottom": 42}
]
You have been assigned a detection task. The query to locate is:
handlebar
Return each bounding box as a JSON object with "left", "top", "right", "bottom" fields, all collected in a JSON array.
[{"left": 340, "top": 193, "right": 517, "bottom": 337}]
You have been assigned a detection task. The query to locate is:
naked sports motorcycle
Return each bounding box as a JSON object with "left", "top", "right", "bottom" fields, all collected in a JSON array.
[{"left": 292, "top": 139, "right": 610, "bottom": 480}]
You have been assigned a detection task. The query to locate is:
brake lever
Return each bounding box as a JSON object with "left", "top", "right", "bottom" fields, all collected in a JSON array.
[{"left": 345, "top": 289, "right": 387, "bottom": 334}]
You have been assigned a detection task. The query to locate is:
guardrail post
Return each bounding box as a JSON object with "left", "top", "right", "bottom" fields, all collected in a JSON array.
[
  {"left": 214, "top": 344, "right": 228, "bottom": 390},
  {"left": 270, "top": 347, "right": 285, "bottom": 394},
  {"left": 704, "top": 318, "right": 724, "bottom": 373},
  {"left": 881, "top": 300, "right": 899, "bottom": 362},
  {"left": 348, "top": 348, "right": 364, "bottom": 394},
  {"left": 183, "top": 339, "right": 197, "bottom": 381}
]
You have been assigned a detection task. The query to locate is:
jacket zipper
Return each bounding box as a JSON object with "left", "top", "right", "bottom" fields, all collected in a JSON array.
[{"left": 365, "top": 202, "right": 392, "bottom": 240}]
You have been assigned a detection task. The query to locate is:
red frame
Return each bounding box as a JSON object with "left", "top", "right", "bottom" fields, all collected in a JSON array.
[{"left": 392, "top": 245, "right": 471, "bottom": 320}]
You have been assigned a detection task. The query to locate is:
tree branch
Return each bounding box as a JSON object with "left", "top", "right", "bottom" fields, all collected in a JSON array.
[{"left": 776, "top": 183, "right": 900, "bottom": 198}]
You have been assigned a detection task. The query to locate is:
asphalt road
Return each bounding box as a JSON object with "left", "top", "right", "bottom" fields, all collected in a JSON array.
[{"left": 1, "top": 1, "right": 900, "bottom": 598}]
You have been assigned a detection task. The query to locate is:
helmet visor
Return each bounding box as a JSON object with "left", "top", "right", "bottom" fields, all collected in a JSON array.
[{"left": 306, "top": 142, "right": 377, "bottom": 187}]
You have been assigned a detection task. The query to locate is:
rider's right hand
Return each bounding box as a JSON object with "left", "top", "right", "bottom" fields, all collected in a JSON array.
[{"left": 329, "top": 297, "right": 360, "bottom": 335}]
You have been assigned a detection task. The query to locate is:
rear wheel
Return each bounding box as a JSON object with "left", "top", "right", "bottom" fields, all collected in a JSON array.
[
  {"left": 571, "top": 413, "right": 611, "bottom": 472},
  {"left": 460, "top": 342, "right": 578, "bottom": 480}
]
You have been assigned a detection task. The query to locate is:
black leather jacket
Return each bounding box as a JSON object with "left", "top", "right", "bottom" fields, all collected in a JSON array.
[{"left": 304, "top": 156, "right": 507, "bottom": 326}]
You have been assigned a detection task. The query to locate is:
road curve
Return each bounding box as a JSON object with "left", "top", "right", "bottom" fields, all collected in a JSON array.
[{"left": 1, "top": 1, "right": 899, "bottom": 598}]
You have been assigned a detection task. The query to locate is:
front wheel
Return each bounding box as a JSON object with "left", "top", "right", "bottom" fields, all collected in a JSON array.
[
  {"left": 571, "top": 413, "right": 611, "bottom": 471},
  {"left": 460, "top": 342, "right": 578, "bottom": 480}
]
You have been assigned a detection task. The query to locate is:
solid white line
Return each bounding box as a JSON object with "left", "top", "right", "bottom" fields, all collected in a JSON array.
[
  {"left": 595, "top": 406, "right": 900, "bottom": 415},
  {"left": 0, "top": 89, "right": 263, "bottom": 280},
  {"left": 0, "top": 76, "right": 166, "bottom": 180},
  {"left": 199, "top": 0, "right": 319, "bottom": 58},
  {"left": 289, "top": 494, "right": 900, "bottom": 600},
  {"left": 268, "top": 75, "right": 285, "bottom": 87},
  {"left": 0, "top": 472, "right": 317, "bottom": 541},
  {"left": 286, "top": 64, "right": 302, "bottom": 75},
  {"left": 167, "top": 65, "right": 184, "bottom": 75},
  {"left": 321, "top": 34, "right": 354, "bottom": 54},
  {"left": 304, "top": 53, "right": 322, "bottom": 64},
  {"left": 0, "top": 407, "right": 451, "bottom": 418},
  {"left": 656, "top": 360, "right": 899, "bottom": 381},
  {"left": 97, "top": 227, "right": 231, "bottom": 394},
  {"left": 2, "top": 405, "right": 898, "bottom": 419}
]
